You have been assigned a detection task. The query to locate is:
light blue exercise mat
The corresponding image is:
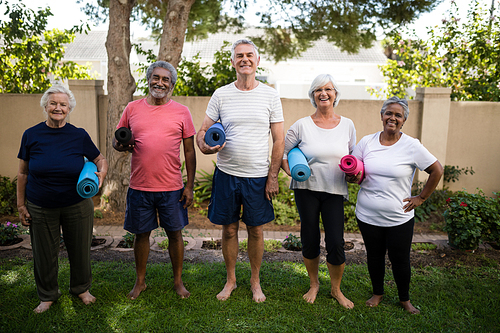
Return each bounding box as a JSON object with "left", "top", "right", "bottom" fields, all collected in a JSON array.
[
  {"left": 205, "top": 122, "right": 226, "bottom": 147},
  {"left": 288, "top": 147, "right": 311, "bottom": 182},
  {"left": 77, "top": 159, "right": 99, "bottom": 198}
]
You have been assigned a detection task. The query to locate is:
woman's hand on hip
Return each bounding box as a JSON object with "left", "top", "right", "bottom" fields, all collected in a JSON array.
[{"left": 402, "top": 195, "right": 425, "bottom": 213}]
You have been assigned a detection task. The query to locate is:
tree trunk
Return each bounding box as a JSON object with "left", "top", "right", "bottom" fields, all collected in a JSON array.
[
  {"left": 103, "top": 0, "right": 137, "bottom": 212},
  {"left": 157, "top": 0, "right": 196, "bottom": 68}
]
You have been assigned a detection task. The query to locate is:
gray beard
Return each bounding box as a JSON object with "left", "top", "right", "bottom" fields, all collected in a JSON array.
[{"left": 150, "top": 87, "right": 168, "bottom": 99}]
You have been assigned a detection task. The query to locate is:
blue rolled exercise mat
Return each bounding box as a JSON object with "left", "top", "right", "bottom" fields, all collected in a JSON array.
[
  {"left": 115, "top": 127, "right": 134, "bottom": 145},
  {"left": 205, "top": 122, "right": 226, "bottom": 147},
  {"left": 287, "top": 147, "right": 311, "bottom": 182},
  {"left": 77, "top": 158, "right": 99, "bottom": 198}
]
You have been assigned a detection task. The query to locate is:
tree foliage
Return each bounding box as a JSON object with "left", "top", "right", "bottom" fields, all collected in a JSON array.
[
  {"left": 370, "top": 0, "right": 500, "bottom": 101},
  {"left": 77, "top": 0, "right": 243, "bottom": 42},
  {"left": 134, "top": 41, "right": 266, "bottom": 96},
  {"left": 78, "top": 0, "right": 439, "bottom": 62},
  {"left": 0, "top": 1, "right": 93, "bottom": 93}
]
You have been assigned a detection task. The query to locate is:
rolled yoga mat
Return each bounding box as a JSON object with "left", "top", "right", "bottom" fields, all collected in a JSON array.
[
  {"left": 339, "top": 155, "right": 365, "bottom": 184},
  {"left": 77, "top": 159, "right": 99, "bottom": 198},
  {"left": 115, "top": 127, "right": 134, "bottom": 146},
  {"left": 205, "top": 122, "right": 226, "bottom": 147},
  {"left": 288, "top": 147, "right": 311, "bottom": 182}
]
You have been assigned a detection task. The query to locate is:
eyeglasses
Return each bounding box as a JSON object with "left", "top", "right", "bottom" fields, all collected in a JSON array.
[{"left": 314, "top": 88, "right": 335, "bottom": 94}]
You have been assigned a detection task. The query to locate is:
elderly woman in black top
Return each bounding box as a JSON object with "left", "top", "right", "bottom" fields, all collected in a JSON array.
[{"left": 17, "top": 85, "right": 108, "bottom": 313}]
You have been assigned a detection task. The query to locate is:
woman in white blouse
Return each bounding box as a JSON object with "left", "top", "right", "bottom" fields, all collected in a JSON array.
[
  {"left": 282, "top": 74, "right": 356, "bottom": 308},
  {"left": 348, "top": 97, "right": 443, "bottom": 314}
]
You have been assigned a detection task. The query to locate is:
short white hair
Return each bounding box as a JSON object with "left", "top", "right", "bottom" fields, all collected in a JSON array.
[
  {"left": 40, "top": 85, "right": 76, "bottom": 114},
  {"left": 231, "top": 39, "right": 260, "bottom": 61},
  {"left": 308, "top": 74, "right": 341, "bottom": 108}
]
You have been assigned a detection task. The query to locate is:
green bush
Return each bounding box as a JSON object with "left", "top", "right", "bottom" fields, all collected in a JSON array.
[
  {"left": 282, "top": 233, "right": 302, "bottom": 251},
  {"left": 444, "top": 189, "right": 500, "bottom": 250},
  {"left": 122, "top": 232, "right": 135, "bottom": 248},
  {"left": 272, "top": 172, "right": 300, "bottom": 226},
  {"left": 343, "top": 183, "right": 360, "bottom": 232},
  {"left": 0, "top": 221, "right": 21, "bottom": 245},
  {"left": 0, "top": 176, "right": 17, "bottom": 216},
  {"left": 444, "top": 165, "right": 475, "bottom": 183}
]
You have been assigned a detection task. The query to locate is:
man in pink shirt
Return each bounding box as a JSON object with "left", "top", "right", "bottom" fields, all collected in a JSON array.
[{"left": 113, "top": 61, "right": 196, "bottom": 300}]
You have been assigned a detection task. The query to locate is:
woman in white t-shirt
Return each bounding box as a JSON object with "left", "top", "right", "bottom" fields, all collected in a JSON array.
[
  {"left": 348, "top": 96, "right": 443, "bottom": 314},
  {"left": 282, "top": 74, "right": 356, "bottom": 308}
]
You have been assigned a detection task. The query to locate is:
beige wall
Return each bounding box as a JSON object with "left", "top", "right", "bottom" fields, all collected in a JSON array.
[{"left": 2, "top": 81, "right": 499, "bottom": 196}]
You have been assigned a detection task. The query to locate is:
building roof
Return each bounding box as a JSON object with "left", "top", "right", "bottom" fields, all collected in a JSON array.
[
  {"left": 132, "top": 28, "right": 387, "bottom": 64},
  {"left": 64, "top": 31, "right": 108, "bottom": 60}
]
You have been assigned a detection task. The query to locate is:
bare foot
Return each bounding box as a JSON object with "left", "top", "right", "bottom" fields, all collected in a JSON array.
[
  {"left": 303, "top": 285, "right": 320, "bottom": 304},
  {"left": 400, "top": 300, "right": 420, "bottom": 314},
  {"left": 217, "top": 282, "right": 237, "bottom": 301},
  {"left": 366, "top": 294, "right": 383, "bottom": 307},
  {"left": 331, "top": 289, "right": 354, "bottom": 309},
  {"left": 34, "top": 301, "right": 53, "bottom": 314},
  {"left": 128, "top": 282, "right": 147, "bottom": 300},
  {"left": 78, "top": 291, "right": 96, "bottom": 305},
  {"left": 251, "top": 283, "right": 266, "bottom": 303},
  {"left": 174, "top": 282, "right": 190, "bottom": 299}
]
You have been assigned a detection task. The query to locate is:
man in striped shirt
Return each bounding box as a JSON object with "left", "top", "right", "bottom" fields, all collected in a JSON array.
[{"left": 196, "top": 39, "right": 285, "bottom": 303}]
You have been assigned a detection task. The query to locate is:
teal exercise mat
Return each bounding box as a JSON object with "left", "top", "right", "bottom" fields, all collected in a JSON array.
[
  {"left": 205, "top": 122, "right": 226, "bottom": 146},
  {"left": 77, "top": 159, "right": 99, "bottom": 198},
  {"left": 288, "top": 147, "right": 311, "bottom": 182},
  {"left": 115, "top": 127, "right": 134, "bottom": 145}
]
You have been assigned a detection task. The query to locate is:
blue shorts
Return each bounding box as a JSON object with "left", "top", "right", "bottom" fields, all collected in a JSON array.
[
  {"left": 124, "top": 188, "right": 188, "bottom": 234},
  {"left": 208, "top": 167, "right": 274, "bottom": 226}
]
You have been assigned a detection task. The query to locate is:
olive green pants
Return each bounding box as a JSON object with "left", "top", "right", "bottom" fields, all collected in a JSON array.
[{"left": 27, "top": 199, "right": 94, "bottom": 302}]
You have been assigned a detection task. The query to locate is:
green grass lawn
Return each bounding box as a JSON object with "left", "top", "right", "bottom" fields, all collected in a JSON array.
[{"left": 1, "top": 258, "right": 499, "bottom": 332}]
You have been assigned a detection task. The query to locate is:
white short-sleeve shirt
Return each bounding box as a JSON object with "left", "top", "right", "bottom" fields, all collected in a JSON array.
[
  {"left": 352, "top": 132, "right": 437, "bottom": 226},
  {"left": 206, "top": 82, "right": 284, "bottom": 178},
  {"left": 283, "top": 116, "right": 356, "bottom": 197}
]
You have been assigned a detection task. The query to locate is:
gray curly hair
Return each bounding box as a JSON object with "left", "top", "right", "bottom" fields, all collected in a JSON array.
[
  {"left": 146, "top": 61, "right": 177, "bottom": 88},
  {"left": 381, "top": 96, "right": 409, "bottom": 120}
]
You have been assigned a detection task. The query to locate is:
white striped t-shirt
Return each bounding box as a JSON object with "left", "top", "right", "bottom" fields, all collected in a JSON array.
[{"left": 206, "top": 82, "right": 284, "bottom": 177}]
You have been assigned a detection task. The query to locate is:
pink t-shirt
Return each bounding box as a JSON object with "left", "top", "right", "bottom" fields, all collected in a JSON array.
[{"left": 117, "top": 98, "right": 196, "bottom": 192}]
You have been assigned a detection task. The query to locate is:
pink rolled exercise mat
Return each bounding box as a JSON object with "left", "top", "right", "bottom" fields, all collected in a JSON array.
[{"left": 339, "top": 155, "right": 365, "bottom": 185}]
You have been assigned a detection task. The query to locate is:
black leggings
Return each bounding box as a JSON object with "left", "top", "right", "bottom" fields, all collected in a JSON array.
[
  {"left": 357, "top": 218, "right": 414, "bottom": 302},
  {"left": 294, "top": 189, "right": 345, "bottom": 265}
]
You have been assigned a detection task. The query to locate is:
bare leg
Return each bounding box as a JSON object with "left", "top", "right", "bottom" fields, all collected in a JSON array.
[
  {"left": 34, "top": 301, "right": 53, "bottom": 314},
  {"left": 166, "top": 229, "right": 190, "bottom": 298},
  {"left": 247, "top": 225, "right": 266, "bottom": 303},
  {"left": 400, "top": 300, "right": 420, "bottom": 314},
  {"left": 128, "top": 231, "right": 150, "bottom": 300},
  {"left": 217, "top": 222, "right": 239, "bottom": 301},
  {"left": 302, "top": 256, "right": 320, "bottom": 303},
  {"left": 366, "top": 294, "right": 384, "bottom": 307},
  {"left": 78, "top": 290, "right": 96, "bottom": 305},
  {"left": 327, "top": 262, "right": 354, "bottom": 309}
]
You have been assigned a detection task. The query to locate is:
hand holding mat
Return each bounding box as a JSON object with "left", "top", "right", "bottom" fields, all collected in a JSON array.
[
  {"left": 288, "top": 147, "right": 311, "bottom": 182},
  {"left": 115, "top": 127, "right": 134, "bottom": 146},
  {"left": 205, "top": 122, "right": 226, "bottom": 147},
  {"left": 339, "top": 155, "right": 365, "bottom": 184},
  {"left": 77, "top": 159, "right": 99, "bottom": 198}
]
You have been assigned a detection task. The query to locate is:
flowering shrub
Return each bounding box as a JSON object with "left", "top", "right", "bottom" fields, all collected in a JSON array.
[
  {"left": 282, "top": 233, "right": 302, "bottom": 251},
  {"left": 370, "top": 0, "right": 500, "bottom": 101},
  {"left": 0, "top": 221, "right": 21, "bottom": 246},
  {"left": 444, "top": 189, "right": 500, "bottom": 250}
]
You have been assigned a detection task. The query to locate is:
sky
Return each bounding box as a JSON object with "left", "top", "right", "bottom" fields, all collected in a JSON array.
[{"left": 0, "top": 0, "right": 494, "bottom": 40}]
